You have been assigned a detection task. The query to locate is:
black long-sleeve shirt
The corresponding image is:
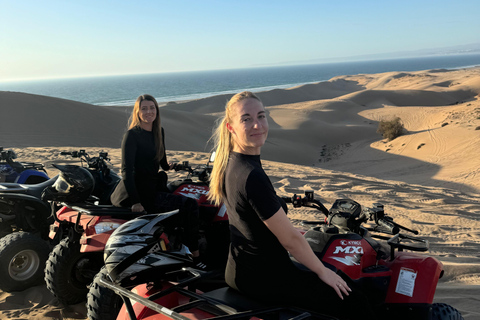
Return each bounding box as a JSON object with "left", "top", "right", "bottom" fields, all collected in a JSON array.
[{"left": 111, "top": 126, "right": 168, "bottom": 209}]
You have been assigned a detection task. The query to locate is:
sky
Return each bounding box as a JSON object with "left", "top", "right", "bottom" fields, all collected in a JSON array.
[{"left": 1, "top": 0, "right": 479, "bottom": 82}]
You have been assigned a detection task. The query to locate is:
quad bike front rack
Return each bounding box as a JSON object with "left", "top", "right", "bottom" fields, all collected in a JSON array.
[{"left": 99, "top": 267, "right": 337, "bottom": 320}]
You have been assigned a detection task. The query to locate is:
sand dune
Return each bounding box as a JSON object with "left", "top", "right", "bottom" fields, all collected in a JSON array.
[{"left": 1, "top": 67, "right": 480, "bottom": 319}]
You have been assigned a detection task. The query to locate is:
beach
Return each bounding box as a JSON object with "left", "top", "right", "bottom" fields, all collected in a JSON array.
[{"left": 1, "top": 67, "right": 480, "bottom": 319}]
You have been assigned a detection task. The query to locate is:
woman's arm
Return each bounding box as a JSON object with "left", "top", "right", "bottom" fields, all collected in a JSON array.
[
  {"left": 159, "top": 128, "right": 172, "bottom": 171},
  {"left": 263, "top": 209, "right": 351, "bottom": 299},
  {"left": 121, "top": 131, "right": 144, "bottom": 211}
]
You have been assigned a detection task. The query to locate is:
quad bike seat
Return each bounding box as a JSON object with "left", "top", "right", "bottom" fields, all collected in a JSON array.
[
  {"left": 0, "top": 175, "right": 57, "bottom": 198},
  {"left": 204, "top": 286, "right": 271, "bottom": 311},
  {"left": 203, "top": 286, "right": 331, "bottom": 319},
  {"left": 64, "top": 203, "right": 141, "bottom": 219}
]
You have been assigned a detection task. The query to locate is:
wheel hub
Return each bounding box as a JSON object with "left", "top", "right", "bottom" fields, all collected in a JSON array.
[
  {"left": 9, "top": 249, "right": 40, "bottom": 281},
  {"left": 74, "top": 257, "right": 98, "bottom": 284}
]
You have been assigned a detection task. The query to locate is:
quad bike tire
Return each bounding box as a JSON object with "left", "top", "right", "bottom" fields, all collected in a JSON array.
[
  {"left": 0, "top": 231, "right": 50, "bottom": 291},
  {"left": 86, "top": 266, "right": 123, "bottom": 320},
  {"left": 431, "top": 303, "right": 463, "bottom": 320},
  {"left": 0, "top": 221, "right": 12, "bottom": 238},
  {"left": 44, "top": 237, "right": 103, "bottom": 305},
  {"left": 0, "top": 200, "right": 14, "bottom": 238}
]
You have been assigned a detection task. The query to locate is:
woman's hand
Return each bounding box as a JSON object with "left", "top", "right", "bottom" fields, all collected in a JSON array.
[
  {"left": 317, "top": 267, "right": 351, "bottom": 300},
  {"left": 168, "top": 162, "right": 175, "bottom": 170},
  {"left": 264, "top": 208, "right": 351, "bottom": 300},
  {"left": 131, "top": 203, "right": 145, "bottom": 213}
]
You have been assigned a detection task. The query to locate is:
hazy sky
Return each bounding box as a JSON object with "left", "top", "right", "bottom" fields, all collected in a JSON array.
[{"left": 1, "top": 0, "right": 479, "bottom": 82}]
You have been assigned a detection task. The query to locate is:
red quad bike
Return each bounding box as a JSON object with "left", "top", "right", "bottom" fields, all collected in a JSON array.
[
  {"left": 45, "top": 152, "right": 229, "bottom": 307},
  {"left": 0, "top": 150, "right": 115, "bottom": 292},
  {"left": 96, "top": 191, "right": 463, "bottom": 320}
]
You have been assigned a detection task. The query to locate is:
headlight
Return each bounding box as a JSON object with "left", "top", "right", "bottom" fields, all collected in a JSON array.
[{"left": 94, "top": 222, "right": 123, "bottom": 234}]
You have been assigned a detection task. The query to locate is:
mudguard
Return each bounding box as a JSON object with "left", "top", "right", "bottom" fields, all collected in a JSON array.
[
  {"left": 16, "top": 169, "right": 49, "bottom": 184},
  {"left": 0, "top": 193, "right": 51, "bottom": 237},
  {"left": 383, "top": 252, "right": 443, "bottom": 304}
]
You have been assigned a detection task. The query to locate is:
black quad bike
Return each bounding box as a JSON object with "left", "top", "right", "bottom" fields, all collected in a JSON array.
[
  {"left": 0, "top": 147, "right": 51, "bottom": 238},
  {"left": 94, "top": 191, "right": 463, "bottom": 320},
  {"left": 0, "top": 149, "right": 118, "bottom": 292}
]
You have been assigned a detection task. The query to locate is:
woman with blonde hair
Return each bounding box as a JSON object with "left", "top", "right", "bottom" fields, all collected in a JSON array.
[{"left": 208, "top": 91, "right": 375, "bottom": 318}]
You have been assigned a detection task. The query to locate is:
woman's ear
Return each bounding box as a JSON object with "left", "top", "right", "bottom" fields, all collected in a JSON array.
[{"left": 226, "top": 122, "right": 235, "bottom": 134}]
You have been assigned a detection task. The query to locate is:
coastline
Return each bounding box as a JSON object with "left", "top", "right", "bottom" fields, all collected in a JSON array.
[{"left": 1, "top": 54, "right": 480, "bottom": 106}]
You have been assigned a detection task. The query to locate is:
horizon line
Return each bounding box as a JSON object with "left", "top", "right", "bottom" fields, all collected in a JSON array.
[{"left": 2, "top": 52, "right": 480, "bottom": 84}]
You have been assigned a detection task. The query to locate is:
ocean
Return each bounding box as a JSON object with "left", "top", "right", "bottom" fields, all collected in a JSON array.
[{"left": 2, "top": 54, "right": 480, "bottom": 106}]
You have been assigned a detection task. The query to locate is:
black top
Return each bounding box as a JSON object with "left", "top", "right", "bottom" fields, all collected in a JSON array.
[
  {"left": 222, "top": 153, "right": 376, "bottom": 319},
  {"left": 224, "top": 152, "right": 291, "bottom": 289},
  {"left": 110, "top": 126, "right": 169, "bottom": 210}
]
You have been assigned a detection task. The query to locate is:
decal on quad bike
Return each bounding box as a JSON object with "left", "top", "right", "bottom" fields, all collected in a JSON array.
[
  {"left": 178, "top": 185, "right": 209, "bottom": 200},
  {"left": 395, "top": 267, "right": 417, "bottom": 297},
  {"left": 0, "top": 165, "right": 15, "bottom": 175},
  {"left": 340, "top": 240, "right": 362, "bottom": 246},
  {"left": 329, "top": 240, "right": 364, "bottom": 266},
  {"left": 333, "top": 246, "right": 363, "bottom": 254},
  {"left": 330, "top": 255, "right": 362, "bottom": 266}
]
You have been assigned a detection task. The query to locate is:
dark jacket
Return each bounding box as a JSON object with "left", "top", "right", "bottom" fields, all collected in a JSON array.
[{"left": 110, "top": 126, "right": 169, "bottom": 212}]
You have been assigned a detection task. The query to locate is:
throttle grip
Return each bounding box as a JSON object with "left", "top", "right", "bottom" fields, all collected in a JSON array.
[{"left": 378, "top": 219, "right": 400, "bottom": 235}]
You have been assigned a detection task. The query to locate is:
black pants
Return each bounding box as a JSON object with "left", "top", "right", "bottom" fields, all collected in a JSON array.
[
  {"left": 152, "top": 192, "right": 200, "bottom": 252},
  {"left": 226, "top": 254, "right": 377, "bottom": 320}
]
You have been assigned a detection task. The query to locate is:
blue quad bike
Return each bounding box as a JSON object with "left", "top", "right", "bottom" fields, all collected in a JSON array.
[{"left": 0, "top": 147, "right": 49, "bottom": 184}]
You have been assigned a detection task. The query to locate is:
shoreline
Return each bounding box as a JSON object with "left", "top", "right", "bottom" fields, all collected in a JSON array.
[{"left": 2, "top": 55, "right": 480, "bottom": 106}]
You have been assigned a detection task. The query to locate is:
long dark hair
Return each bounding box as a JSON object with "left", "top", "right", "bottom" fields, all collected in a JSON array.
[{"left": 128, "top": 94, "right": 164, "bottom": 161}]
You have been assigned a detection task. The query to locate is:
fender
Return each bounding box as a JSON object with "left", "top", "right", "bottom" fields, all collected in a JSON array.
[
  {"left": 0, "top": 176, "right": 57, "bottom": 197},
  {"left": 0, "top": 193, "right": 50, "bottom": 211},
  {"left": 16, "top": 169, "right": 49, "bottom": 184},
  {"left": 0, "top": 193, "right": 51, "bottom": 237}
]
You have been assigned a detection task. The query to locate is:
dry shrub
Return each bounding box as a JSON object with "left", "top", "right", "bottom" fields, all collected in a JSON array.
[{"left": 377, "top": 117, "right": 404, "bottom": 141}]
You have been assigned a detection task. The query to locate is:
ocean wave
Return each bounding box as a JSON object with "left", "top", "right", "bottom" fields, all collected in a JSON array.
[
  {"left": 94, "top": 81, "right": 322, "bottom": 106},
  {"left": 3, "top": 54, "right": 480, "bottom": 107}
]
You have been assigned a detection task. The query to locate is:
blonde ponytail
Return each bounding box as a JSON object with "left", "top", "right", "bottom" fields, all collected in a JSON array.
[{"left": 208, "top": 91, "right": 261, "bottom": 206}]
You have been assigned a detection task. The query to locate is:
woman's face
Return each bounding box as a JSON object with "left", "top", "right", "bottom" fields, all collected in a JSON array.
[
  {"left": 139, "top": 100, "right": 157, "bottom": 127},
  {"left": 227, "top": 98, "right": 268, "bottom": 155}
]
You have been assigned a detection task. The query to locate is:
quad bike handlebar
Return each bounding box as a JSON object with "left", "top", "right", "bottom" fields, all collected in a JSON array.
[
  {"left": 60, "top": 149, "right": 111, "bottom": 177},
  {"left": 0, "top": 147, "right": 17, "bottom": 161},
  {"left": 60, "top": 150, "right": 110, "bottom": 164},
  {"left": 282, "top": 191, "right": 330, "bottom": 215},
  {"left": 172, "top": 160, "right": 212, "bottom": 183},
  {"left": 282, "top": 191, "right": 428, "bottom": 256},
  {"left": 362, "top": 205, "right": 419, "bottom": 235},
  {"left": 172, "top": 161, "right": 192, "bottom": 172},
  {"left": 282, "top": 192, "right": 415, "bottom": 236}
]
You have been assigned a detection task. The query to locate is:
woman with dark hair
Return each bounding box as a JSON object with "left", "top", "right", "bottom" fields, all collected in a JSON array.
[
  {"left": 208, "top": 91, "right": 376, "bottom": 319},
  {"left": 111, "top": 94, "right": 172, "bottom": 214},
  {"left": 111, "top": 94, "right": 202, "bottom": 263}
]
